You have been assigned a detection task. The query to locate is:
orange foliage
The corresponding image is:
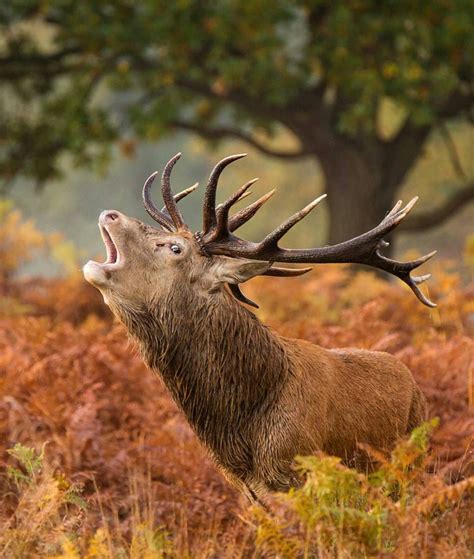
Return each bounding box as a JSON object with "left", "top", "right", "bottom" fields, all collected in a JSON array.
[
  {"left": 0, "top": 283, "right": 248, "bottom": 555},
  {"left": 0, "top": 201, "right": 46, "bottom": 284},
  {"left": 0, "top": 208, "right": 472, "bottom": 555}
]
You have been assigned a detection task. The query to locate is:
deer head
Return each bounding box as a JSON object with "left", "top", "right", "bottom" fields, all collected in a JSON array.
[{"left": 84, "top": 152, "right": 436, "bottom": 312}]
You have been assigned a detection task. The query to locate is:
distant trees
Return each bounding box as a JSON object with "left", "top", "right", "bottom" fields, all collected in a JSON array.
[{"left": 1, "top": 1, "right": 472, "bottom": 245}]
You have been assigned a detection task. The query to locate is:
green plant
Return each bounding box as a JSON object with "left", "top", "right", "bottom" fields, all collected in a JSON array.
[
  {"left": 6, "top": 442, "right": 47, "bottom": 487},
  {"left": 252, "top": 421, "right": 473, "bottom": 558},
  {"left": 1, "top": 443, "right": 86, "bottom": 558}
]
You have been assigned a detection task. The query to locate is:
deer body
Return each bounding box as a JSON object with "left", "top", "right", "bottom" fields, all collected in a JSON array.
[
  {"left": 84, "top": 153, "right": 432, "bottom": 500},
  {"left": 109, "top": 280, "right": 426, "bottom": 496}
]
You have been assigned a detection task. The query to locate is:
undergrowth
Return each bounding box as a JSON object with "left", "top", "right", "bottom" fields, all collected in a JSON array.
[
  {"left": 1, "top": 425, "right": 472, "bottom": 557},
  {"left": 252, "top": 420, "right": 473, "bottom": 558},
  {"left": 0, "top": 204, "right": 472, "bottom": 557}
]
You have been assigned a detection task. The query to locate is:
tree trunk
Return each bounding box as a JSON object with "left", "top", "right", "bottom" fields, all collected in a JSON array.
[{"left": 318, "top": 146, "right": 395, "bottom": 255}]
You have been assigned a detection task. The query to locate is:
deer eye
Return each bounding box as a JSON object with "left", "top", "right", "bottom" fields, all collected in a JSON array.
[{"left": 170, "top": 244, "right": 181, "bottom": 254}]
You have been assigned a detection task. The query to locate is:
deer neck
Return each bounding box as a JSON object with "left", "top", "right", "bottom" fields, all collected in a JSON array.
[{"left": 114, "top": 288, "right": 290, "bottom": 470}]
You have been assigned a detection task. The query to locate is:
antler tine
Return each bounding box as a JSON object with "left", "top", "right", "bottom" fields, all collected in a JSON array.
[
  {"left": 228, "top": 283, "right": 259, "bottom": 309},
  {"left": 386, "top": 249, "right": 438, "bottom": 272},
  {"left": 264, "top": 266, "right": 312, "bottom": 277},
  {"left": 161, "top": 153, "right": 188, "bottom": 230},
  {"left": 174, "top": 182, "right": 199, "bottom": 204},
  {"left": 230, "top": 189, "right": 254, "bottom": 203},
  {"left": 385, "top": 199, "right": 403, "bottom": 219},
  {"left": 202, "top": 153, "right": 247, "bottom": 232},
  {"left": 203, "top": 195, "right": 437, "bottom": 307},
  {"left": 160, "top": 182, "right": 199, "bottom": 220},
  {"left": 375, "top": 249, "right": 437, "bottom": 307},
  {"left": 228, "top": 268, "right": 311, "bottom": 307},
  {"left": 215, "top": 189, "right": 253, "bottom": 212},
  {"left": 406, "top": 273, "right": 434, "bottom": 306},
  {"left": 142, "top": 171, "right": 176, "bottom": 231},
  {"left": 228, "top": 189, "right": 277, "bottom": 232},
  {"left": 260, "top": 194, "right": 327, "bottom": 249},
  {"left": 212, "top": 178, "right": 259, "bottom": 239},
  {"left": 222, "top": 178, "right": 259, "bottom": 211}
]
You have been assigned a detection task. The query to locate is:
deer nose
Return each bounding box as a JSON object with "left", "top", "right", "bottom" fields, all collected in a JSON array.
[{"left": 100, "top": 210, "right": 121, "bottom": 223}]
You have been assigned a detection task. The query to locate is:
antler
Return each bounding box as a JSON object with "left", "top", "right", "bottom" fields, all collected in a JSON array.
[
  {"left": 228, "top": 265, "right": 312, "bottom": 309},
  {"left": 142, "top": 153, "right": 436, "bottom": 308},
  {"left": 143, "top": 172, "right": 175, "bottom": 231},
  {"left": 198, "top": 155, "right": 436, "bottom": 307},
  {"left": 160, "top": 182, "right": 199, "bottom": 222},
  {"left": 228, "top": 190, "right": 277, "bottom": 233},
  {"left": 202, "top": 153, "right": 247, "bottom": 232},
  {"left": 142, "top": 153, "right": 191, "bottom": 231},
  {"left": 161, "top": 153, "right": 189, "bottom": 230}
]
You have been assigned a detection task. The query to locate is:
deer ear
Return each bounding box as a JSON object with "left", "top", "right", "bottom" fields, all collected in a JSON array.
[{"left": 211, "top": 257, "right": 271, "bottom": 284}]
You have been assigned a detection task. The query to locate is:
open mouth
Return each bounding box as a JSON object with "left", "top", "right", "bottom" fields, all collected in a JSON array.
[
  {"left": 92, "top": 223, "right": 124, "bottom": 272},
  {"left": 83, "top": 217, "right": 124, "bottom": 285},
  {"left": 100, "top": 225, "right": 119, "bottom": 265}
]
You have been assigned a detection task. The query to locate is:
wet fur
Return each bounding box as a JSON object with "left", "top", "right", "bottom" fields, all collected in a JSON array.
[{"left": 108, "top": 282, "right": 427, "bottom": 499}]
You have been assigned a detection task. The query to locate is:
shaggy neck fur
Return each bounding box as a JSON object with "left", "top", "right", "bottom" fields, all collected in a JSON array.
[{"left": 111, "top": 286, "right": 291, "bottom": 478}]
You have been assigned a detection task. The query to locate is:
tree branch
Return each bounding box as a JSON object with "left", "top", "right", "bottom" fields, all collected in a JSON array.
[
  {"left": 381, "top": 120, "right": 432, "bottom": 194},
  {"left": 399, "top": 182, "right": 474, "bottom": 232},
  {"left": 439, "top": 122, "right": 467, "bottom": 180},
  {"left": 0, "top": 48, "right": 80, "bottom": 80},
  {"left": 170, "top": 120, "right": 311, "bottom": 159},
  {"left": 125, "top": 58, "right": 294, "bottom": 124},
  {"left": 437, "top": 89, "right": 473, "bottom": 120},
  {"left": 174, "top": 77, "right": 300, "bottom": 125},
  {"left": 382, "top": 88, "right": 473, "bottom": 193},
  {"left": 123, "top": 57, "right": 335, "bottom": 155}
]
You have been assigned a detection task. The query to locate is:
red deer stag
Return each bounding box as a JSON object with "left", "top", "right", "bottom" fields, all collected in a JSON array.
[{"left": 84, "top": 153, "right": 435, "bottom": 502}]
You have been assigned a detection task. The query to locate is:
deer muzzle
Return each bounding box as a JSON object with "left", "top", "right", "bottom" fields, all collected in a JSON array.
[{"left": 83, "top": 210, "right": 125, "bottom": 286}]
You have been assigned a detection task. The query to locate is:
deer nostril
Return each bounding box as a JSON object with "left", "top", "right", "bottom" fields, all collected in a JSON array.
[{"left": 105, "top": 212, "right": 119, "bottom": 222}]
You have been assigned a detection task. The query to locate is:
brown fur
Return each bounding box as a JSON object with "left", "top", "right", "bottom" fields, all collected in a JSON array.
[{"left": 84, "top": 211, "right": 427, "bottom": 500}]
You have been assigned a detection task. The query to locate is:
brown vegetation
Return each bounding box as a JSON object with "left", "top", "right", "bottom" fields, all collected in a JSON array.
[{"left": 0, "top": 205, "right": 472, "bottom": 557}]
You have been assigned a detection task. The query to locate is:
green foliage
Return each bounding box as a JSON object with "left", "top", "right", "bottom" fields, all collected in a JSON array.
[
  {"left": 129, "top": 524, "right": 171, "bottom": 559},
  {"left": 2, "top": 444, "right": 171, "bottom": 558},
  {"left": 6, "top": 442, "right": 46, "bottom": 486},
  {"left": 0, "top": 1, "right": 472, "bottom": 183},
  {"left": 252, "top": 420, "right": 473, "bottom": 558},
  {"left": 1, "top": 443, "right": 87, "bottom": 558},
  {"left": 6, "top": 442, "right": 86, "bottom": 508}
]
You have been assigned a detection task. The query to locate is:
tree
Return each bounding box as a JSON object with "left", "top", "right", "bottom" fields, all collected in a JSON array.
[{"left": 1, "top": 1, "right": 472, "bottom": 246}]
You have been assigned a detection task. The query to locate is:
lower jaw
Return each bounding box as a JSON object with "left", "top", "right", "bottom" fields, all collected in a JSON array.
[{"left": 83, "top": 260, "right": 113, "bottom": 286}]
